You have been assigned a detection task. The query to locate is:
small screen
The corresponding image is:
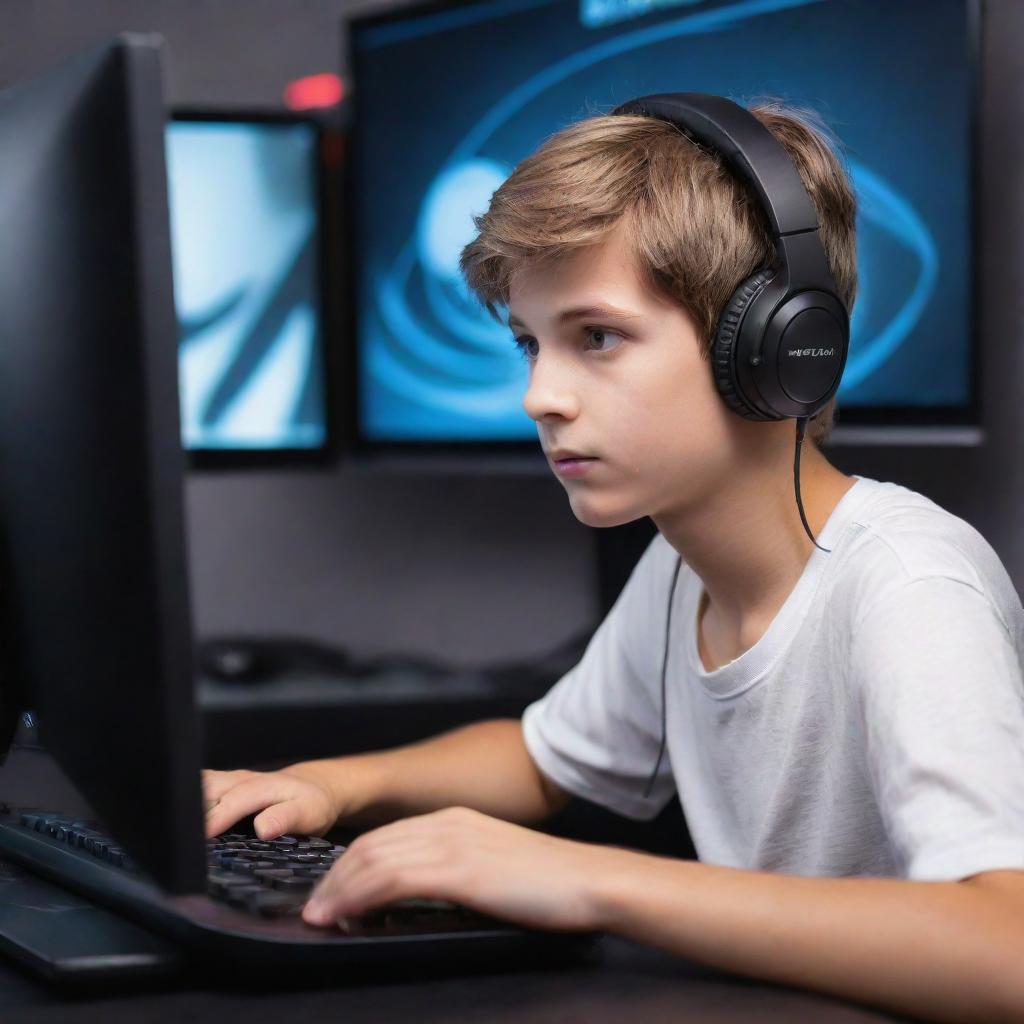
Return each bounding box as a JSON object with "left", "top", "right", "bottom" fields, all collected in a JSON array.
[
  {"left": 165, "top": 118, "right": 327, "bottom": 451},
  {"left": 349, "top": 0, "right": 975, "bottom": 442}
]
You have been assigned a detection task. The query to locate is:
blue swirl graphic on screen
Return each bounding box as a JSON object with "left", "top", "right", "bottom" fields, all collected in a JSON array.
[
  {"left": 357, "top": 0, "right": 968, "bottom": 440},
  {"left": 843, "top": 163, "right": 937, "bottom": 389}
]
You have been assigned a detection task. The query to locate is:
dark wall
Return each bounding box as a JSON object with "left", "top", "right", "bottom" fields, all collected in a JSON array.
[{"left": 4, "top": 0, "right": 1021, "bottom": 671}]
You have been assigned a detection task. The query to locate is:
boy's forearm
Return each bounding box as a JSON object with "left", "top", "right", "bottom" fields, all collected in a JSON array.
[
  {"left": 587, "top": 850, "right": 1024, "bottom": 1024},
  {"left": 284, "top": 718, "right": 566, "bottom": 829}
]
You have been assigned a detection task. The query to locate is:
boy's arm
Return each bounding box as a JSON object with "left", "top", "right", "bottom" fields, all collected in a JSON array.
[
  {"left": 588, "top": 852, "right": 1024, "bottom": 1024},
  {"left": 284, "top": 717, "right": 572, "bottom": 829}
]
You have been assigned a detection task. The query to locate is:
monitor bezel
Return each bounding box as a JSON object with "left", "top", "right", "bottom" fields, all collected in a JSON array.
[
  {"left": 169, "top": 108, "right": 341, "bottom": 470},
  {"left": 342, "top": 0, "right": 983, "bottom": 457}
]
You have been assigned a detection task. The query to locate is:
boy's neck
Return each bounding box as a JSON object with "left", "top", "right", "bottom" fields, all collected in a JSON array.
[{"left": 652, "top": 442, "right": 856, "bottom": 657}]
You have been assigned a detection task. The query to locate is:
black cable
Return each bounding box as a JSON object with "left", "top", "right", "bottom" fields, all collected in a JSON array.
[
  {"left": 795, "top": 416, "right": 831, "bottom": 554},
  {"left": 643, "top": 552, "right": 683, "bottom": 800}
]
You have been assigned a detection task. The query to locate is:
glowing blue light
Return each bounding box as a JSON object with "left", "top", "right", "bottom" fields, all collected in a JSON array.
[{"left": 417, "top": 158, "right": 510, "bottom": 280}]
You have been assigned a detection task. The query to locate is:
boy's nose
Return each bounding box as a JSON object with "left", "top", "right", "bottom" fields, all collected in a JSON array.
[{"left": 523, "top": 371, "right": 581, "bottom": 423}]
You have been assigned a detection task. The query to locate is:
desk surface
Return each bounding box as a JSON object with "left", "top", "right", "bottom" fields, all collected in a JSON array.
[{"left": 0, "top": 933, "right": 913, "bottom": 1023}]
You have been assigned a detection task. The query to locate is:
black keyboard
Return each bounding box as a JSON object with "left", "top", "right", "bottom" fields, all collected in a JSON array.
[{"left": 18, "top": 811, "right": 494, "bottom": 931}]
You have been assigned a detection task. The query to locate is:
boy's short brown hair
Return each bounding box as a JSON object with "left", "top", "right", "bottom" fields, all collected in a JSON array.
[{"left": 459, "top": 98, "right": 858, "bottom": 447}]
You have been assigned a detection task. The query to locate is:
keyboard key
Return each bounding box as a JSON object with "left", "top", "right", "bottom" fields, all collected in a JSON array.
[
  {"left": 260, "top": 852, "right": 292, "bottom": 864},
  {"left": 254, "top": 868, "right": 294, "bottom": 883},
  {"left": 229, "top": 859, "right": 276, "bottom": 875},
  {"left": 270, "top": 875, "right": 314, "bottom": 893},
  {"left": 208, "top": 871, "right": 256, "bottom": 897},
  {"left": 225, "top": 884, "right": 265, "bottom": 907},
  {"left": 293, "top": 866, "right": 329, "bottom": 880},
  {"left": 245, "top": 890, "right": 306, "bottom": 918}
]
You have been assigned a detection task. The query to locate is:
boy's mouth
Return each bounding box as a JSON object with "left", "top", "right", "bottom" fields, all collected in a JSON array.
[
  {"left": 551, "top": 456, "right": 598, "bottom": 478},
  {"left": 546, "top": 448, "right": 594, "bottom": 461}
]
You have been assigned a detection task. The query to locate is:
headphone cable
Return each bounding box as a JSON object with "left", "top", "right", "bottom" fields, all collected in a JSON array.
[
  {"left": 643, "top": 552, "right": 683, "bottom": 800},
  {"left": 795, "top": 416, "right": 831, "bottom": 554}
]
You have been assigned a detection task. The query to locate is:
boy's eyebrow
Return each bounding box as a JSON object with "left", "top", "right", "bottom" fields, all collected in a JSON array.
[{"left": 506, "top": 304, "right": 644, "bottom": 329}]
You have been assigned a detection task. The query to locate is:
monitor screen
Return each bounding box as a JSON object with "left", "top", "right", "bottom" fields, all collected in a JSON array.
[
  {"left": 166, "top": 115, "right": 329, "bottom": 455},
  {"left": 347, "top": 0, "right": 978, "bottom": 446}
]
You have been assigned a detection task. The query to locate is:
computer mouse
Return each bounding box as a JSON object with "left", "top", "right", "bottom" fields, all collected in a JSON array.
[
  {"left": 196, "top": 635, "right": 359, "bottom": 684},
  {"left": 198, "top": 641, "right": 268, "bottom": 684}
]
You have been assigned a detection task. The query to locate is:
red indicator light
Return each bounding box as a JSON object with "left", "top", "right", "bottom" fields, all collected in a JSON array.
[{"left": 284, "top": 73, "right": 344, "bottom": 111}]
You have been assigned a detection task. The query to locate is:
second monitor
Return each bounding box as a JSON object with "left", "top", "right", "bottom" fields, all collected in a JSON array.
[{"left": 166, "top": 111, "right": 332, "bottom": 464}]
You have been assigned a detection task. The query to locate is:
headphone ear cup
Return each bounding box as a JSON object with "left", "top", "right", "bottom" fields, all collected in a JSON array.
[{"left": 712, "top": 267, "right": 776, "bottom": 420}]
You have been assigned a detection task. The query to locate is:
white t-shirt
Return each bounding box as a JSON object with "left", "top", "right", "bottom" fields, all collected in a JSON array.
[{"left": 521, "top": 474, "right": 1024, "bottom": 881}]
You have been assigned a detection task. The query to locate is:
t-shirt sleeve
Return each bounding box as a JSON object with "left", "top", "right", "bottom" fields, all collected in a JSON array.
[
  {"left": 520, "top": 535, "right": 678, "bottom": 821},
  {"left": 849, "top": 574, "right": 1024, "bottom": 881}
]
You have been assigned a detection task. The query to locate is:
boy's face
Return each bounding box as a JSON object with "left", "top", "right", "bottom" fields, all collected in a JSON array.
[{"left": 508, "top": 223, "right": 761, "bottom": 528}]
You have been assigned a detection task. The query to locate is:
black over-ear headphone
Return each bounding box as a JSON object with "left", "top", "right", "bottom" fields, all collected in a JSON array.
[{"left": 607, "top": 94, "right": 852, "bottom": 799}]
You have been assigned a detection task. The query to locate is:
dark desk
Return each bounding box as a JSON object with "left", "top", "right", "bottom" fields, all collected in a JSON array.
[{"left": 0, "top": 932, "right": 913, "bottom": 1023}]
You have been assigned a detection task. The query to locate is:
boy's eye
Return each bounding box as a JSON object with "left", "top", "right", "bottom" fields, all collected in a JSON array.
[
  {"left": 511, "top": 328, "right": 622, "bottom": 362},
  {"left": 583, "top": 327, "right": 623, "bottom": 353},
  {"left": 512, "top": 335, "right": 539, "bottom": 361}
]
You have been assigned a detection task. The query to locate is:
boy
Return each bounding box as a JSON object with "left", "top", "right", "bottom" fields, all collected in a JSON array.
[{"left": 203, "top": 98, "right": 1024, "bottom": 1023}]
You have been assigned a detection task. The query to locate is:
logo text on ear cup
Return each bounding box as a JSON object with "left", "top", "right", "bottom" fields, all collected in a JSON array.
[{"left": 787, "top": 348, "right": 836, "bottom": 357}]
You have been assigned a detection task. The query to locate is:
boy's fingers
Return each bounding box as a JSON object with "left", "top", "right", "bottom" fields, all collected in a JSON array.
[
  {"left": 253, "top": 803, "right": 299, "bottom": 840},
  {"left": 205, "top": 786, "right": 266, "bottom": 838},
  {"left": 204, "top": 779, "right": 290, "bottom": 839},
  {"left": 201, "top": 768, "right": 254, "bottom": 805}
]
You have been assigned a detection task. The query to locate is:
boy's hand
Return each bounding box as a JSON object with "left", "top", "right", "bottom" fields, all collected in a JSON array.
[
  {"left": 202, "top": 767, "right": 340, "bottom": 840},
  {"left": 301, "top": 806, "right": 621, "bottom": 933}
]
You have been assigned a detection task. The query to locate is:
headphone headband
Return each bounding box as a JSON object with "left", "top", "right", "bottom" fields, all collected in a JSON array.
[{"left": 610, "top": 92, "right": 819, "bottom": 238}]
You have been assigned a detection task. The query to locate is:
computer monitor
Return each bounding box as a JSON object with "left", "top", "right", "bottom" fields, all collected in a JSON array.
[
  {"left": 345, "top": 0, "right": 980, "bottom": 452},
  {"left": 165, "top": 111, "right": 334, "bottom": 467},
  {"left": 0, "top": 35, "right": 206, "bottom": 894}
]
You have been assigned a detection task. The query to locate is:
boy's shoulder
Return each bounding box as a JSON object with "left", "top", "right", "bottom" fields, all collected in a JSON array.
[
  {"left": 633, "top": 478, "right": 996, "bottom": 590},
  {"left": 629, "top": 477, "right": 1022, "bottom": 636},
  {"left": 830, "top": 477, "right": 1022, "bottom": 634}
]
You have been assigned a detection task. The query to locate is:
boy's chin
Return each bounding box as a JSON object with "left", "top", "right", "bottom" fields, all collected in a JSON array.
[{"left": 568, "top": 494, "right": 647, "bottom": 530}]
